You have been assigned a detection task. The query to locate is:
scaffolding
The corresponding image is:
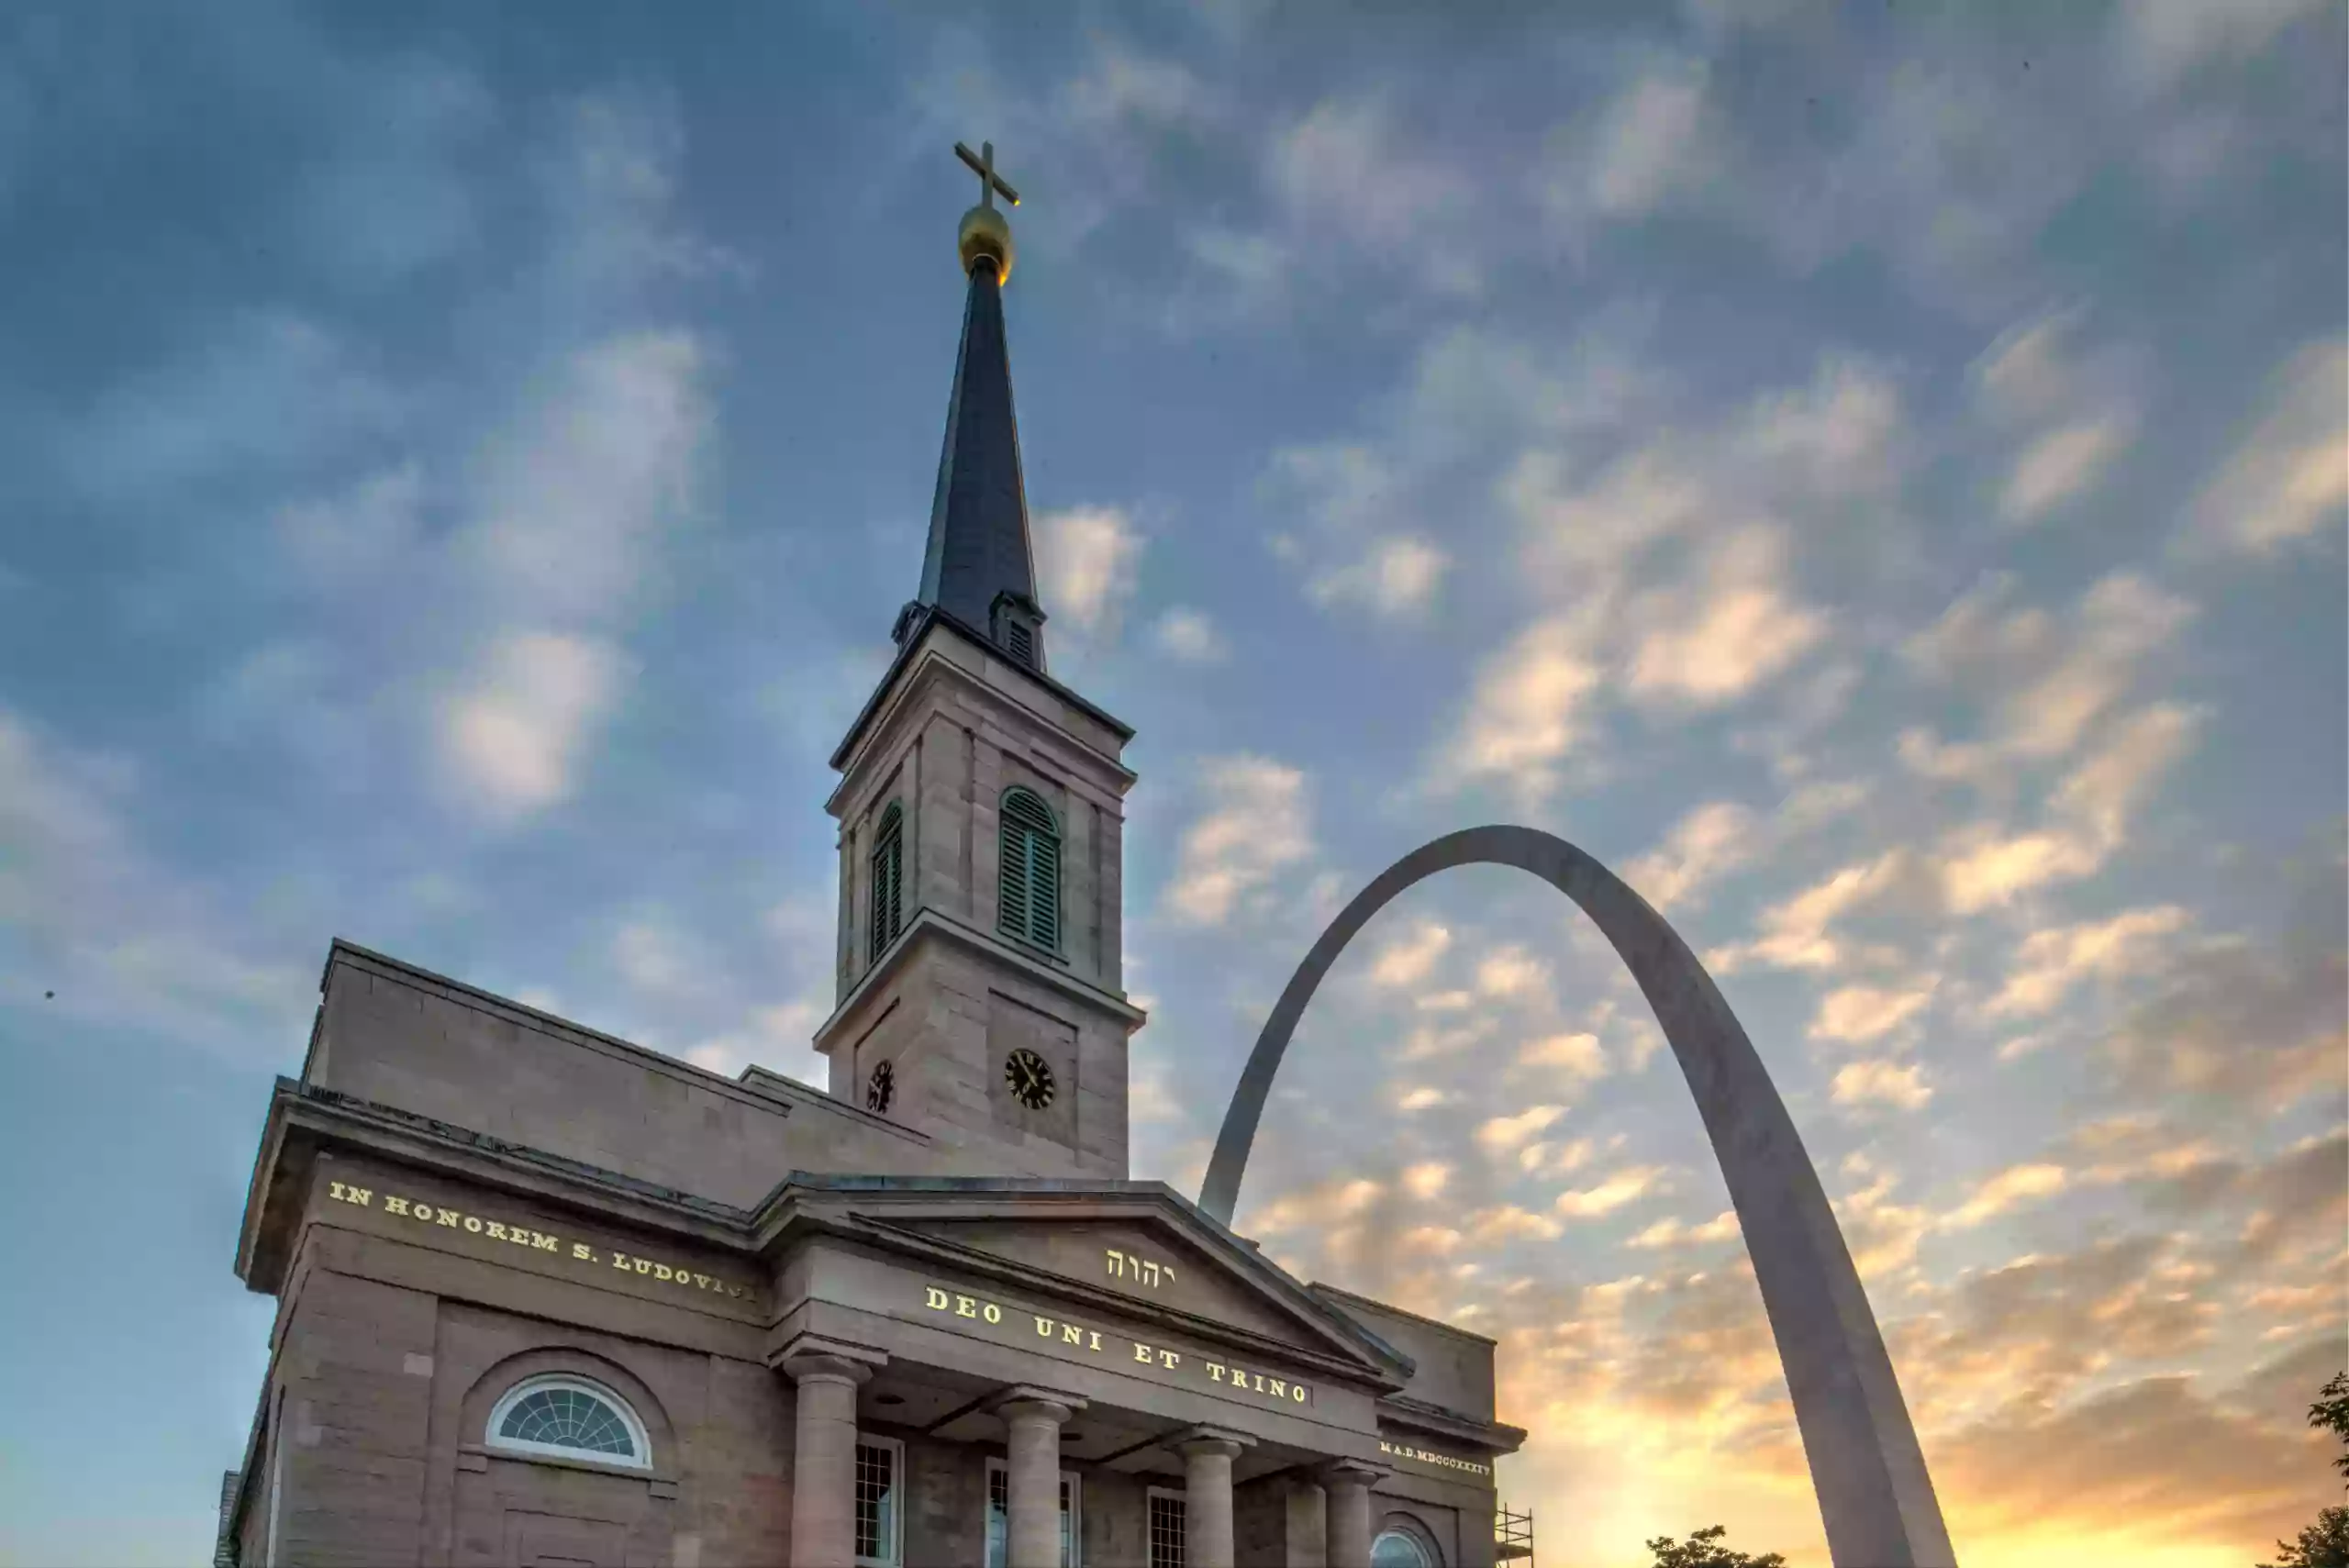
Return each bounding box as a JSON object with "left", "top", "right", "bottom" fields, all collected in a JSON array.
[{"left": 1496, "top": 1504, "right": 1535, "bottom": 1563}]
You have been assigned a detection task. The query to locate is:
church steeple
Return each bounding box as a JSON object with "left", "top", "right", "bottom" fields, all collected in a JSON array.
[
  {"left": 818, "top": 139, "right": 1143, "bottom": 1183},
  {"left": 896, "top": 140, "right": 1047, "bottom": 672}
]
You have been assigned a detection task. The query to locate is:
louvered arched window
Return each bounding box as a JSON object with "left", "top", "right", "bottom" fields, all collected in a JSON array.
[
  {"left": 996, "top": 787, "right": 1062, "bottom": 951},
  {"left": 869, "top": 803, "right": 905, "bottom": 960}
]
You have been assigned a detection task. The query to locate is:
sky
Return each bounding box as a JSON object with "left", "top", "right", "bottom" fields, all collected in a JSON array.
[{"left": 0, "top": 1, "right": 2343, "bottom": 1564}]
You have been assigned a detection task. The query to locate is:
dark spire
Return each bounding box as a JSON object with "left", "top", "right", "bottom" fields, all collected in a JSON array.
[{"left": 896, "top": 140, "right": 1047, "bottom": 671}]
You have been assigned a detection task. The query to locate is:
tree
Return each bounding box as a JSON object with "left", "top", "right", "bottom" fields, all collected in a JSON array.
[
  {"left": 2257, "top": 1370, "right": 2349, "bottom": 1568},
  {"left": 2313, "top": 1371, "right": 2349, "bottom": 1478},
  {"left": 2257, "top": 1509, "right": 2349, "bottom": 1568},
  {"left": 1644, "top": 1525, "right": 1787, "bottom": 1568}
]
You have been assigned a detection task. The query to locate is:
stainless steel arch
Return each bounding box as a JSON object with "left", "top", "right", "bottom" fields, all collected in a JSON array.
[{"left": 1198, "top": 827, "right": 1957, "bottom": 1568}]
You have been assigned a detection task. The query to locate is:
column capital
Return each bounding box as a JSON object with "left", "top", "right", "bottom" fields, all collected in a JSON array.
[
  {"left": 775, "top": 1333, "right": 886, "bottom": 1386},
  {"left": 991, "top": 1385, "right": 1087, "bottom": 1425},
  {"left": 1317, "top": 1458, "right": 1389, "bottom": 1487},
  {"left": 1171, "top": 1424, "right": 1256, "bottom": 1460}
]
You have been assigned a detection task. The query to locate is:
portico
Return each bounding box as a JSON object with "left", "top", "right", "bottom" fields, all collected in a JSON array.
[{"left": 744, "top": 1175, "right": 1504, "bottom": 1567}]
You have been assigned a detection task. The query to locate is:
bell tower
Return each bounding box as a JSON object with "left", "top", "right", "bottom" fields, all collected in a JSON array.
[{"left": 813, "top": 141, "right": 1144, "bottom": 1179}]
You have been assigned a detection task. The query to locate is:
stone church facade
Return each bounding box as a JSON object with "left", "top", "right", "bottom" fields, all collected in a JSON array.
[{"left": 217, "top": 150, "right": 1525, "bottom": 1568}]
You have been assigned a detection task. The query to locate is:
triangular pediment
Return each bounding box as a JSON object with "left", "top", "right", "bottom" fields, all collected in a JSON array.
[{"left": 778, "top": 1179, "right": 1408, "bottom": 1384}]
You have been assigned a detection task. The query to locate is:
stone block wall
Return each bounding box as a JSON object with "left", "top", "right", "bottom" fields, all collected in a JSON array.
[
  {"left": 817, "top": 925, "right": 1131, "bottom": 1179},
  {"left": 266, "top": 1267, "right": 438, "bottom": 1565},
  {"left": 829, "top": 628, "right": 1133, "bottom": 1004},
  {"left": 253, "top": 1259, "right": 798, "bottom": 1565}
]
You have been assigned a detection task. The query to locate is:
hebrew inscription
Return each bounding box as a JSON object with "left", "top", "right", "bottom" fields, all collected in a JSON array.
[{"left": 1105, "top": 1246, "right": 1176, "bottom": 1289}]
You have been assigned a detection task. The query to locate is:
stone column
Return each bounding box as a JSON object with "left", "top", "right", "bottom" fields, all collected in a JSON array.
[
  {"left": 1174, "top": 1428, "right": 1255, "bottom": 1568},
  {"left": 782, "top": 1351, "right": 875, "bottom": 1568},
  {"left": 995, "top": 1387, "right": 1086, "bottom": 1568},
  {"left": 1319, "top": 1462, "right": 1386, "bottom": 1568}
]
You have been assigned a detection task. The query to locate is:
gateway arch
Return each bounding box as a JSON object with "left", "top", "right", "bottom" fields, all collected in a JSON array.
[{"left": 1197, "top": 827, "right": 1957, "bottom": 1568}]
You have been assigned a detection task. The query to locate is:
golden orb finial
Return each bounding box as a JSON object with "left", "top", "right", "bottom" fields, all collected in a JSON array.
[
  {"left": 952, "top": 139, "right": 1020, "bottom": 284},
  {"left": 959, "top": 204, "right": 1014, "bottom": 283}
]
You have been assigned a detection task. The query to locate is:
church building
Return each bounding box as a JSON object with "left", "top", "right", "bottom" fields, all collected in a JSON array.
[{"left": 217, "top": 144, "right": 1528, "bottom": 1568}]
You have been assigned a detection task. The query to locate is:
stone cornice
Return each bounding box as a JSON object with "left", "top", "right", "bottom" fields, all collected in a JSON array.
[
  {"left": 235, "top": 1080, "right": 761, "bottom": 1295},
  {"left": 1376, "top": 1392, "right": 1528, "bottom": 1455},
  {"left": 812, "top": 908, "right": 1147, "bottom": 1054},
  {"left": 829, "top": 606, "right": 1135, "bottom": 778}
]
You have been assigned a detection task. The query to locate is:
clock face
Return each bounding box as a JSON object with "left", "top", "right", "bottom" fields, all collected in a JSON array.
[{"left": 1005, "top": 1048, "right": 1055, "bottom": 1110}]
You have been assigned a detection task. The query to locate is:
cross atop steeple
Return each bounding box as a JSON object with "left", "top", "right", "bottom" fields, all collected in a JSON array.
[
  {"left": 892, "top": 139, "right": 1041, "bottom": 665},
  {"left": 954, "top": 140, "right": 1020, "bottom": 210}
]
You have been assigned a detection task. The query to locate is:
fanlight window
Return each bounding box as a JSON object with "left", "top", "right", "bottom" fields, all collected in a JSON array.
[
  {"left": 869, "top": 802, "right": 906, "bottom": 960},
  {"left": 1371, "top": 1527, "right": 1437, "bottom": 1567},
  {"left": 996, "top": 787, "right": 1062, "bottom": 951},
  {"left": 486, "top": 1374, "right": 650, "bottom": 1468}
]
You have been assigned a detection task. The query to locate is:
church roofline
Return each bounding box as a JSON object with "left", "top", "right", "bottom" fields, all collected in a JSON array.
[
  {"left": 1379, "top": 1392, "right": 1530, "bottom": 1454},
  {"left": 314, "top": 939, "right": 932, "bottom": 1146},
  {"left": 1308, "top": 1278, "right": 1501, "bottom": 1348},
  {"left": 827, "top": 603, "right": 1133, "bottom": 775}
]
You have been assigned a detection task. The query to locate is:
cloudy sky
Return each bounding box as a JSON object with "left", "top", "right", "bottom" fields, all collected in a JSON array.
[{"left": 2, "top": 1, "right": 2343, "bottom": 1563}]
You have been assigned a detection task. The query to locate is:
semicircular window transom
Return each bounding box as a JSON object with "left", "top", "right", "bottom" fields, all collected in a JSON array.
[
  {"left": 488, "top": 1375, "right": 648, "bottom": 1466},
  {"left": 1372, "top": 1527, "right": 1436, "bottom": 1567}
]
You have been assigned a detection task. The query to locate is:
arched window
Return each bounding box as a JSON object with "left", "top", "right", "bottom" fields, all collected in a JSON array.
[
  {"left": 486, "top": 1373, "right": 651, "bottom": 1469},
  {"left": 996, "top": 787, "right": 1062, "bottom": 951},
  {"left": 1371, "top": 1523, "right": 1439, "bottom": 1567},
  {"left": 869, "top": 802, "right": 906, "bottom": 960}
]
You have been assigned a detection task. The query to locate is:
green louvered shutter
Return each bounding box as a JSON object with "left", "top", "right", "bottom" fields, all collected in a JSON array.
[
  {"left": 997, "top": 789, "right": 1060, "bottom": 950},
  {"left": 997, "top": 823, "right": 1030, "bottom": 939},
  {"left": 1029, "top": 827, "right": 1060, "bottom": 948},
  {"left": 870, "top": 805, "right": 904, "bottom": 958}
]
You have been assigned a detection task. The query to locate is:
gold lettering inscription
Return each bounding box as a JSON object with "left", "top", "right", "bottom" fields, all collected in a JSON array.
[
  {"left": 1376, "top": 1440, "right": 1491, "bottom": 1476},
  {"left": 917, "top": 1282, "right": 1308, "bottom": 1407},
  {"left": 326, "top": 1185, "right": 745, "bottom": 1298}
]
